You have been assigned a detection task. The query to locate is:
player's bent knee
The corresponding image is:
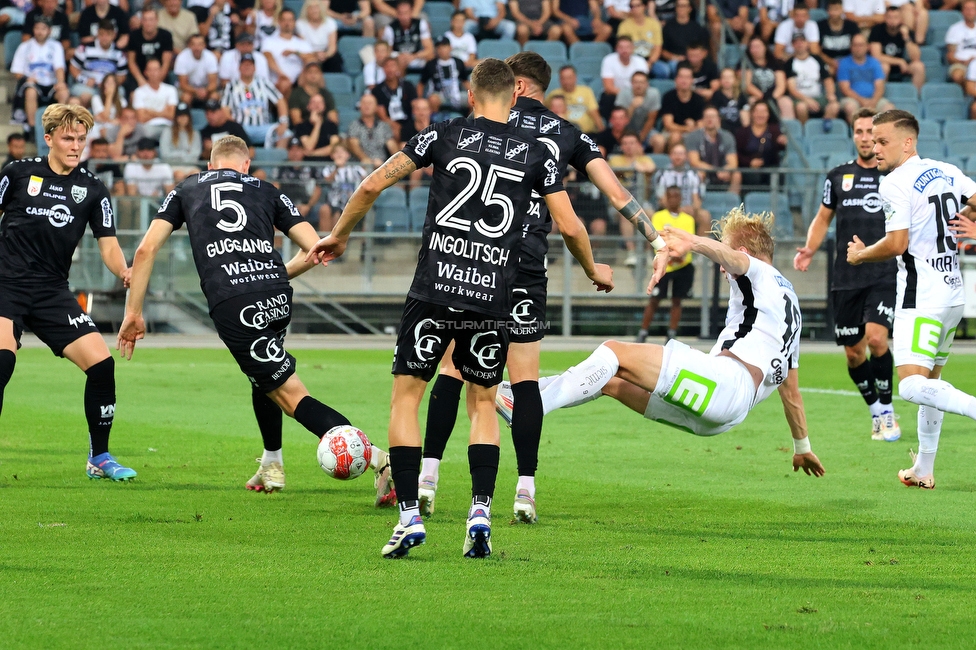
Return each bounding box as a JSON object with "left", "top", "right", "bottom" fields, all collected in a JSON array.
[{"left": 898, "top": 374, "right": 923, "bottom": 403}]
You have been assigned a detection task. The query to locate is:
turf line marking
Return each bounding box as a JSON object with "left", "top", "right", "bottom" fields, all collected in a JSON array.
[{"left": 801, "top": 387, "right": 904, "bottom": 402}]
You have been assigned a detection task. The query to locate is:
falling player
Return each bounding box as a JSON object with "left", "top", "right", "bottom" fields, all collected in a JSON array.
[
  {"left": 794, "top": 108, "right": 900, "bottom": 442},
  {"left": 0, "top": 104, "right": 135, "bottom": 481},
  {"left": 305, "top": 58, "right": 615, "bottom": 559},
  {"left": 847, "top": 109, "right": 976, "bottom": 489},
  {"left": 530, "top": 208, "right": 825, "bottom": 478},
  {"left": 117, "top": 136, "right": 396, "bottom": 505}
]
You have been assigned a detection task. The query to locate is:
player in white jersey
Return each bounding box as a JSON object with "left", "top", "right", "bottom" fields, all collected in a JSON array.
[
  {"left": 847, "top": 109, "right": 976, "bottom": 489},
  {"left": 535, "top": 208, "right": 825, "bottom": 477}
]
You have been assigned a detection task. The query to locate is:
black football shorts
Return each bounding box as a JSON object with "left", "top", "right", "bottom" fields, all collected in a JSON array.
[
  {"left": 831, "top": 284, "right": 896, "bottom": 346},
  {"left": 0, "top": 281, "right": 99, "bottom": 356},
  {"left": 508, "top": 274, "right": 548, "bottom": 344}
]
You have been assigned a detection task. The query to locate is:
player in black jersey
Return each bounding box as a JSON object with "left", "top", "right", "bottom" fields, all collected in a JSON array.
[
  {"left": 306, "top": 58, "right": 614, "bottom": 559},
  {"left": 0, "top": 104, "right": 135, "bottom": 481},
  {"left": 794, "top": 108, "right": 900, "bottom": 442},
  {"left": 417, "top": 51, "right": 672, "bottom": 525},
  {"left": 117, "top": 136, "right": 397, "bottom": 505}
]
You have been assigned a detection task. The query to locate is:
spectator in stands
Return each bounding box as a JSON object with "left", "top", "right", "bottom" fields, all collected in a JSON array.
[
  {"left": 347, "top": 93, "right": 396, "bottom": 166},
  {"left": 947, "top": 0, "right": 976, "bottom": 87},
  {"left": 270, "top": 137, "right": 322, "bottom": 221},
  {"left": 83, "top": 137, "right": 126, "bottom": 195},
  {"left": 297, "top": 0, "right": 343, "bottom": 72},
  {"left": 601, "top": 0, "right": 631, "bottom": 36},
  {"left": 127, "top": 6, "right": 174, "bottom": 92},
  {"left": 706, "top": 0, "right": 752, "bottom": 58},
  {"left": 595, "top": 105, "right": 630, "bottom": 155},
  {"left": 158, "top": 0, "right": 199, "bottom": 53},
  {"left": 69, "top": 19, "right": 128, "bottom": 105},
  {"left": 653, "top": 142, "right": 707, "bottom": 227},
  {"left": 773, "top": 6, "right": 821, "bottom": 61},
  {"left": 327, "top": 0, "right": 375, "bottom": 37},
  {"left": 21, "top": 0, "right": 71, "bottom": 56},
  {"left": 124, "top": 137, "right": 175, "bottom": 198},
  {"left": 617, "top": 0, "right": 668, "bottom": 78},
  {"left": 91, "top": 74, "right": 127, "bottom": 142},
  {"left": 836, "top": 33, "right": 894, "bottom": 121},
  {"left": 175, "top": 33, "right": 220, "bottom": 107},
  {"left": 0, "top": 0, "right": 29, "bottom": 32},
  {"left": 200, "top": 98, "right": 251, "bottom": 160},
  {"left": 420, "top": 37, "right": 470, "bottom": 116},
  {"left": 600, "top": 36, "right": 649, "bottom": 117},
  {"left": 755, "top": 0, "right": 792, "bottom": 43},
  {"left": 382, "top": 0, "right": 435, "bottom": 72},
  {"left": 445, "top": 10, "right": 478, "bottom": 68},
  {"left": 131, "top": 57, "right": 178, "bottom": 140},
  {"left": 219, "top": 33, "right": 270, "bottom": 84},
  {"left": 110, "top": 106, "right": 148, "bottom": 159},
  {"left": 510, "top": 0, "right": 561, "bottom": 46},
  {"left": 655, "top": 0, "right": 678, "bottom": 23},
  {"left": 78, "top": 0, "right": 129, "bottom": 48},
  {"left": 3, "top": 133, "right": 27, "bottom": 168},
  {"left": 743, "top": 35, "right": 787, "bottom": 103},
  {"left": 289, "top": 62, "right": 338, "bottom": 124},
  {"left": 246, "top": 0, "right": 281, "bottom": 50},
  {"left": 710, "top": 67, "right": 749, "bottom": 131},
  {"left": 292, "top": 93, "right": 341, "bottom": 159},
  {"left": 201, "top": 0, "right": 236, "bottom": 54},
  {"left": 844, "top": 0, "right": 885, "bottom": 30},
  {"left": 783, "top": 34, "right": 839, "bottom": 123},
  {"left": 661, "top": 0, "right": 709, "bottom": 77},
  {"left": 554, "top": 0, "right": 612, "bottom": 45},
  {"left": 372, "top": 57, "right": 417, "bottom": 139},
  {"left": 319, "top": 143, "right": 369, "bottom": 231},
  {"left": 659, "top": 63, "right": 706, "bottom": 150},
  {"left": 371, "top": 0, "right": 421, "bottom": 34},
  {"left": 889, "top": 0, "right": 928, "bottom": 44},
  {"left": 608, "top": 130, "right": 656, "bottom": 265},
  {"left": 734, "top": 100, "right": 785, "bottom": 189},
  {"left": 869, "top": 5, "right": 925, "bottom": 91},
  {"left": 221, "top": 53, "right": 289, "bottom": 145},
  {"left": 11, "top": 17, "right": 68, "bottom": 134},
  {"left": 818, "top": 0, "right": 859, "bottom": 75},
  {"left": 460, "top": 0, "right": 517, "bottom": 40},
  {"left": 964, "top": 59, "right": 976, "bottom": 117},
  {"left": 685, "top": 105, "right": 741, "bottom": 196},
  {"left": 363, "top": 40, "right": 392, "bottom": 89},
  {"left": 548, "top": 94, "right": 568, "bottom": 117},
  {"left": 547, "top": 64, "right": 604, "bottom": 133},
  {"left": 615, "top": 70, "right": 662, "bottom": 150},
  {"left": 159, "top": 103, "right": 202, "bottom": 181},
  {"left": 401, "top": 96, "right": 432, "bottom": 142},
  {"left": 686, "top": 42, "right": 719, "bottom": 101},
  {"left": 262, "top": 8, "right": 315, "bottom": 96}
]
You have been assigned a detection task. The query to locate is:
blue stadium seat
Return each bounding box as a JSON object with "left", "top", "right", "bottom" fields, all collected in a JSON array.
[
  {"left": 825, "top": 152, "right": 854, "bottom": 170},
  {"left": 804, "top": 134, "right": 854, "bottom": 159},
  {"left": 35, "top": 108, "right": 49, "bottom": 155},
  {"left": 477, "top": 40, "right": 520, "bottom": 60},
  {"left": 587, "top": 75, "right": 605, "bottom": 98},
  {"left": 190, "top": 108, "right": 207, "bottom": 131},
  {"left": 338, "top": 107, "right": 359, "bottom": 133},
  {"left": 917, "top": 139, "right": 946, "bottom": 158},
  {"left": 894, "top": 98, "right": 920, "bottom": 117},
  {"left": 571, "top": 56, "right": 603, "bottom": 80},
  {"left": 408, "top": 186, "right": 430, "bottom": 231},
  {"left": 253, "top": 147, "right": 288, "bottom": 163},
  {"left": 4, "top": 31, "right": 20, "bottom": 71},
  {"left": 780, "top": 119, "right": 802, "bottom": 143},
  {"left": 352, "top": 74, "right": 366, "bottom": 96},
  {"left": 324, "top": 73, "right": 353, "bottom": 94},
  {"left": 918, "top": 119, "right": 941, "bottom": 140},
  {"left": 945, "top": 138, "right": 976, "bottom": 158},
  {"left": 919, "top": 46, "right": 943, "bottom": 67},
  {"left": 744, "top": 192, "right": 792, "bottom": 238},
  {"left": 426, "top": 2, "right": 455, "bottom": 21},
  {"left": 570, "top": 41, "right": 611, "bottom": 61},
  {"left": 942, "top": 118, "right": 976, "bottom": 139},
  {"left": 804, "top": 118, "right": 850, "bottom": 138},
  {"left": 283, "top": 0, "right": 303, "bottom": 14},
  {"left": 337, "top": 35, "right": 372, "bottom": 74},
  {"left": 331, "top": 92, "right": 356, "bottom": 115},
  {"left": 701, "top": 191, "right": 741, "bottom": 219},
  {"left": 927, "top": 10, "right": 962, "bottom": 45},
  {"left": 885, "top": 82, "right": 917, "bottom": 102},
  {"left": 649, "top": 78, "right": 674, "bottom": 95},
  {"left": 946, "top": 155, "right": 969, "bottom": 171},
  {"left": 523, "top": 40, "right": 567, "bottom": 60},
  {"left": 920, "top": 82, "right": 963, "bottom": 102},
  {"left": 809, "top": 8, "right": 827, "bottom": 21},
  {"left": 923, "top": 97, "right": 970, "bottom": 121},
  {"left": 547, "top": 74, "right": 561, "bottom": 93},
  {"left": 718, "top": 44, "right": 743, "bottom": 69},
  {"left": 428, "top": 16, "right": 451, "bottom": 40},
  {"left": 649, "top": 153, "right": 670, "bottom": 168},
  {"left": 374, "top": 186, "right": 409, "bottom": 231}
]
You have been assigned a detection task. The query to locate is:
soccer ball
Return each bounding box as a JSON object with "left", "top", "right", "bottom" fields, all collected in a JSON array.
[{"left": 317, "top": 426, "right": 372, "bottom": 480}]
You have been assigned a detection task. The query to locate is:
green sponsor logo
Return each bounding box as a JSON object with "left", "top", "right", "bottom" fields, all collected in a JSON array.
[
  {"left": 663, "top": 369, "right": 716, "bottom": 417},
  {"left": 911, "top": 317, "right": 943, "bottom": 359}
]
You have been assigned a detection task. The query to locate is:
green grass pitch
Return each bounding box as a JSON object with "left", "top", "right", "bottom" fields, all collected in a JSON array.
[{"left": 2, "top": 347, "right": 975, "bottom": 649}]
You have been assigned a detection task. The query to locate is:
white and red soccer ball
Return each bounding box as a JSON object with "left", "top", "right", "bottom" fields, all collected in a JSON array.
[{"left": 317, "top": 426, "right": 372, "bottom": 480}]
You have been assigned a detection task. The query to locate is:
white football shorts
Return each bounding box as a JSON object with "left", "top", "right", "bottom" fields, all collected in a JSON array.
[{"left": 892, "top": 304, "right": 964, "bottom": 370}]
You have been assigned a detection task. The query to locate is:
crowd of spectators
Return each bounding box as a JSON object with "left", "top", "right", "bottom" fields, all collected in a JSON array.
[{"left": 0, "top": 0, "right": 971, "bottom": 235}]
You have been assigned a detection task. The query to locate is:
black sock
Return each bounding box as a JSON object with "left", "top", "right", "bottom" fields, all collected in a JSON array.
[
  {"left": 84, "top": 357, "right": 115, "bottom": 458},
  {"left": 0, "top": 350, "right": 15, "bottom": 417},
  {"left": 870, "top": 350, "right": 894, "bottom": 406},
  {"left": 422, "top": 375, "right": 463, "bottom": 459},
  {"left": 468, "top": 443, "right": 499, "bottom": 499},
  {"left": 293, "top": 395, "right": 350, "bottom": 438},
  {"left": 252, "top": 386, "right": 283, "bottom": 451},
  {"left": 848, "top": 360, "right": 878, "bottom": 406},
  {"left": 390, "top": 446, "right": 422, "bottom": 504},
  {"left": 511, "top": 381, "right": 543, "bottom": 477}
]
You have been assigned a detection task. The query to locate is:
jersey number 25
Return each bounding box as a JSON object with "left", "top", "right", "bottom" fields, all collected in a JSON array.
[{"left": 435, "top": 157, "right": 526, "bottom": 239}]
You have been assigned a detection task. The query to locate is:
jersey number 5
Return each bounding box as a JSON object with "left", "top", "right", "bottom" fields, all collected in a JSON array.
[
  {"left": 434, "top": 157, "right": 526, "bottom": 238},
  {"left": 927, "top": 192, "right": 958, "bottom": 254},
  {"left": 211, "top": 182, "right": 248, "bottom": 233}
]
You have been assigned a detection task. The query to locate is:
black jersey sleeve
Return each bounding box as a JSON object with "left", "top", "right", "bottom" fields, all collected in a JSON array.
[
  {"left": 534, "top": 150, "right": 564, "bottom": 197},
  {"left": 401, "top": 122, "right": 441, "bottom": 169},
  {"left": 822, "top": 168, "right": 838, "bottom": 210},
  {"left": 273, "top": 190, "right": 306, "bottom": 234},
  {"left": 155, "top": 185, "right": 186, "bottom": 229},
  {"left": 88, "top": 182, "right": 117, "bottom": 238},
  {"left": 569, "top": 129, "right": 604, "bottom": 173},
  {"left": 0, "top": 161, "right": 16, "bottom": 212}
]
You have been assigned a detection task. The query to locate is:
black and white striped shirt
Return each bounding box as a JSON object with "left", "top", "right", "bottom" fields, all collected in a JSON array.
[
  {"left": 654, "top": 166, "right": 703, "bottom": 205},
  {"left": 71, "top": 43, "right": 128, "bottom": 85},
  {"left": 221, "top": 76, "right": 282, "bottom": 126}
]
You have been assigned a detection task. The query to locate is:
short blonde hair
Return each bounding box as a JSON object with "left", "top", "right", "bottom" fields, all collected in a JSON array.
[
  {"left": 210, "top": 135, "right": 250, "bottom": 166},
  {"left": 42, "top": 103, "right": 94, "bottom": 135},
  {"left": 713, "top": 206, "right": 775, "bottom": 261}
]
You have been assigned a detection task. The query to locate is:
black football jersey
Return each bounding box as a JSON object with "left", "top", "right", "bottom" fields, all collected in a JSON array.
[
  {"left": 822, "top": 161, "right": 896, "bottom": 291},
  {"left": 155, "top": 169, "right": 306, "bottom": 310},
  {"left": 0, "top": 157, "right": 115, "bottom": 285},
  {"left": 507, "top": 96, "right": 604, "bottom": 279},
  {"left": 401, "top": 116, "right": 563, "bottom": 316}
]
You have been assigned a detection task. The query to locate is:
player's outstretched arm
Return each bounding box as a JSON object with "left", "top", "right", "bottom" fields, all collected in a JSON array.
[
  {"left": 777, "top": 367, "right": 824, "bottom": 477},
  {"left": 96, "top": 236, "right": 131, "bottom": 287},
  {"left": 662, "top": 225, "right": 750, "bottom": 277},
  {"left": 846, "top": 229, "right": 907, "bottom": 265},
  {"left": 117, "top": 220, "right": 174, "bottom": 360},
  {"left": 283, "top": 222, "right": 324, "bottom": 278},
  {"left": 794, "top": 205, "right": 835, "bottom": 272},
  {"left": 305, "top": 152, "right": 417, "bottom": 265},
  {"left": 544, "top": 190, "right": 614, "bottom": 292}
]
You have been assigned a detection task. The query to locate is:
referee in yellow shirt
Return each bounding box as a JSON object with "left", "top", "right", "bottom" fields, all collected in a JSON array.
[{"left": 636, "top": 185, "right": 696, "bottom": 343}]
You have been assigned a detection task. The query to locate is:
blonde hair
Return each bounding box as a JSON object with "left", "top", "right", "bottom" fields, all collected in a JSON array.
[
  {"left": 299, "top": 0, "right": 324, "bottom": 22},
  {"left": 210, "top": 135, "right": 250, "bottom": 166},
  {"left": 42, "top": 103, "right": 94, "bottom": 135},
  {"left": 713, "top": 206, "right": 775, "bottom": 261}
]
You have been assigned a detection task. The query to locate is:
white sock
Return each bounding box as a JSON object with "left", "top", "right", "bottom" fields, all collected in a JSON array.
[
  {"left": 261, "top": 449, "right": 282, "bottom": 466},
  {"left": 868, "top": 401, "right": 884, "bottom": 417},
  {"left": 540, "top": 344, "right": 619, "bottom": 415},
  {"left": 516, "top": 475, "right": 535, "bottom": 499},
  {"left": 399, "top": 502, "right": 420, "bottom": 526},
  {"left": 368, "top": 445, "right": 384, "bottom": 469},
  {"left": 469, "top": 496, "right": 491, "bottom": 518},
  {"left": 420, "top": 457, "right": 440, "bottom": 483},
  {"left": 899, "top": 375, "right": 976, "bottom": 420},
  {"left": 914, "top": 405, "right": 944, "bottom": 477},
  {"left": 538, "top": 375, "right": 557, "bottom": 391}
]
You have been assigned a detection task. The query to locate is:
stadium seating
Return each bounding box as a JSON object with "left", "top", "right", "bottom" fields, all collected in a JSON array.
[
  {"left": 809, "top": 8, "right": 827, "bottom": 22},
  {"left": 4, "top": 31, "right": 20, "bottom": 71},
  {"left": 337, "top": 36, "right": 372, "bottom": 75},
  {"left": 920, "top": 82, "right": 963, "bottom": 102},
  {"left": 942, "top": 118, "right": 976, "bottom": 139},
  {"left": 945, "top": 138, "right": 976, "bottom": 158},
  {"left": 649, "top": 79, "right": 675, "bottom": 95},
  {"left": 895, "top": 99, "right": 920, "bottom": 118},
  {"left": 587, "top": 76, "right": 604, "bottom": 98},
  {"left": 254, "top": 147, "right": 288, "bottom": 162},
  {"left": 283, "top": 0, "right": 303, "bottom": 14},
  {"left": 718, "top": 44, "right": 743, "bottom": 69},
  {"left": 919, "top": 45, "right": 943, "bottom": 67},
  {"left": 408, "top": 186, "right": 430, "bottom": 231},
  {"left": 885, "top": 82, "right": 918, "bottom": 102},
  {"left": 649, "top": 153, "right": 670, "bottom": 168},
  {"left": 744, "top": 192, "right": 792, "bottom": 238},
  {"left": 803, "top": 118, "right": 850, "bottom": 138},
  {"left": 426, "top": 2, "right": 455, "bottom": 22},
  {"left": 324, "top": 73, "right": 354, "bottom": 94},
  {"left": 428, "top": 17, "right": 451, "bottom": 40},
  {"left": 924, "top": 97, "right": 970, "bottom": 121},
  {"left": 571, "top": 56, "right": 603, "bottom": 80},
  {"left": 805, "top": 134, "right": 855, "bottom": 159},
  {"left": 374, "top": 186, "right": 410, "bottom": 231},
  {"left": 918, "top": 119, "right": 942, "bottom": 141},
  {"left": 524, "top": 40, "right": 568, "bottom": 61},
  {"left": 191, "top": 109, "right": 207, "bottom": 131},
  {"left": 569, "top": 41, "right": 612, "bottom": 61},
  {"left": 780, "top": 119, "right": 802, "bottom": 144},
  {"left": 927, "top": 10, "right": 962, "bottom": 46},
  {"left": 35, "top": 108, "right": 49, "bottom": 155},
  {"left": 477, "top": 40, "right": 520, "bottom": 60},
  {"left": 917, "top": 139, "right": 946, "bottom": 158},
  {"left": 701, "top": 191, "right": 742, "bottom": 218},
  {"left": 825, "top": 152, "right": 854, "bottom": 169},
  {"left": 946, "top": 155, "right": 969, "bottom": 170}
]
